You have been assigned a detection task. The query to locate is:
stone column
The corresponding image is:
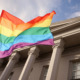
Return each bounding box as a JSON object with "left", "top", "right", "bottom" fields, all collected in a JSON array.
[
  {"left": 45, "top": 39, "right": 64, "bottom": 80},
  {"left": 18, "top": 46, "right": 39, "bottom": 80},
  {"left": 0, "top": 52, "right": 20, "bottom": 80}
]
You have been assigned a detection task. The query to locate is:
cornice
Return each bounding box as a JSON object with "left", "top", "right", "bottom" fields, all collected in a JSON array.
[
  {"left": 54, "top": 25, "right": 80, "bottom": 39},
  {"left": 50, "top": 17, "right": 80, "bottom": 41},
  {"left": 51, "top": 21, "right": 80, "bottom": 34},
  {"left": 50, "top": 17, "right": 80, "bottom": 35},
  {"left": 50, "top": 17, "right": 80, "bottom": 28}
]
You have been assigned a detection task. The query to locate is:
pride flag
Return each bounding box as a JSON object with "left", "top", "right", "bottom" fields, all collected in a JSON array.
[{"left": 0, "top": 10, "right": 56, "bottom": 58}]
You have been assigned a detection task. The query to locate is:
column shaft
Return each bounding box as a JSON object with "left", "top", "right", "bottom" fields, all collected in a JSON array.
[
  {"left": 0, "top": 52, "right": 20, "bottom": 80},
  {"left": 18, "top": 46, "right": 39, "bottom": 80},
  {"left": 45, "top": 39, "right": 64, "bottom": 80}
]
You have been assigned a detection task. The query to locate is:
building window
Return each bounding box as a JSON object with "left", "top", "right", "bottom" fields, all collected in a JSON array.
[
  {"left": 40, "top": 65, "right": 49, "bottom": 80},
  {"left": 71, "top": 61, "right": 80, "bottom": 80},
  {"left": 8, "top": 72, "right": 14, "bottom": 80}
]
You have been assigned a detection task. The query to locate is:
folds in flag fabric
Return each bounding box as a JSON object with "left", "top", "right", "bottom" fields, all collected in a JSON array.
[{"left": 0, "top": 10, "right": 56, "bottom": 58}]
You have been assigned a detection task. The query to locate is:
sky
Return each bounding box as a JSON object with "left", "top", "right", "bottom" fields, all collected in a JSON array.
[{"left": 0, "top": 0, "right": 80, "bottom": 23}]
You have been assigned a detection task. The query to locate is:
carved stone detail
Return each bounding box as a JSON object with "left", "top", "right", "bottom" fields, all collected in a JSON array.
[
  {"left": 53, "top": 38, "right": 64, "bottom": 52},
  {"left": 9, "top": 52, "right": 20, "bottom": 61},
  {"left": 28, "top": 46, "right": 39, "bottom": 58}
]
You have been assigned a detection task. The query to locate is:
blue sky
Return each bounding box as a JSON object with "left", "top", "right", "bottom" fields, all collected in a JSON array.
[{"left": 0, "top": 0, "right": 80, "bottom": 23}]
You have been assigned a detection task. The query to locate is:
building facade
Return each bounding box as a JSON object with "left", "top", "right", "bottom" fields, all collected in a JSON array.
[{"left": 0, "top": 17, "right": 80, "bottom": 80}]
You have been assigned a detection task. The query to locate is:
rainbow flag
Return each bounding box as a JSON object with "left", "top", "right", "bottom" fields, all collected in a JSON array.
[{"left": 0, "top": 10, "right": 56, "bottom": 58}]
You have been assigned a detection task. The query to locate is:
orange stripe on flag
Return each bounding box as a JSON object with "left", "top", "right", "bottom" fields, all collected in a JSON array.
[
  {"left": 0, "top": 17, "right": 16, "bottom": 31},
  {"left": 27, "top": 11, "right": 56, "bottom": 24},
  {"left": 1, "top": 10, "right": 24, "bottom": 25}
]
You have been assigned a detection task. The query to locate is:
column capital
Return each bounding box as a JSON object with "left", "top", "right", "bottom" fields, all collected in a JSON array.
[
  {"left": 53, "top": 38, "right": 64, "bottom": 49},
  {"left": 9, "top": 52, "right": 20, "bottom": 61},
  {"left": 0, "top": 52, "right": 20, "bottom": 80},
  {"left": 45, "top": 39, "right": 64, "bottom": 80},
  {"left": 28, "top": 46, "right": 39, "bottom": 58}
]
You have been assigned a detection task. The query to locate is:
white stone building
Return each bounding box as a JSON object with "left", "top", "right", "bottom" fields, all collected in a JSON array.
[{"left": 0, "top": 17, "right": 80, "bottom": 80}]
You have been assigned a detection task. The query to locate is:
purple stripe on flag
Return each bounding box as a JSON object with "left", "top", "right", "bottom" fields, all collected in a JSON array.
[{"left": 0, "top": 39, "right": 54, "bottom": 58}]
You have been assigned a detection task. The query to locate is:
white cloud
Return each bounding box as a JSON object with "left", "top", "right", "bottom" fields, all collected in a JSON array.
[
  {"left": 70, "top": 4, "right": 80, "bottom": 11},
  {"left": 0, "top": 0, "right": 61, "bottom": 22},
  {"left": 34, "top": 0, "right": 62, "bottom": 18},
  {"left": 68, "top": 0, "right": 71, "bottom": 3},
  {"left": 38, "top": 8, "right": 47, "bottom": 16},
  {"left": 68, "top": 11, "right": 80, "bottom": 18}
]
